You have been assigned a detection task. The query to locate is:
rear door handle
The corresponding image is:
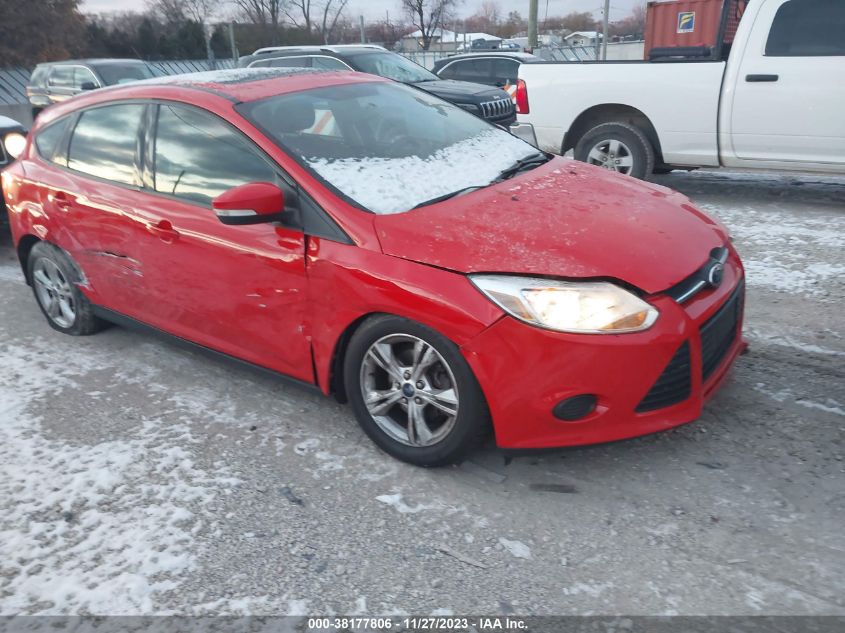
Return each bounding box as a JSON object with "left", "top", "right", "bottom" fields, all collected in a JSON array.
[
  {"left": 146, "top": 220, "right": 180, "bottom": 243},
  {"left": 746, "top": 74, "right": 779, "bottom": 82}
]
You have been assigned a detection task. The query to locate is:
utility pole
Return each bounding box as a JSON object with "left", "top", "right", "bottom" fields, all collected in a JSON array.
[
  {"left": 360, "top": 15, "right": 366, "bottom": 44},
  {"left": 601, "top": 0, "right": 610, "bottom": 60},
  {"left": 528, "top": 0, "right": 538, "bottom": 50},
  {"left": 229, "top": 22, "right": 238, "bottom": 63}
]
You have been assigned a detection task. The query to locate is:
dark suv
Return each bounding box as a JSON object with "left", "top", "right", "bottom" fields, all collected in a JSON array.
[
  {"left": 237, "top": 45, "right": 516, "bottom": 127},
  {"left": 433, "top": 52, "right": 542, "bottom": 89},
  {"left": 27, "top": 59, "right": 160, "bottom": 118}
]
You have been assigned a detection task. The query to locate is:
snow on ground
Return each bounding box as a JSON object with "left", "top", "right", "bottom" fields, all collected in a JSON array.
[{"left": 0, "top": 338, "right": 241, "bottom": 614}]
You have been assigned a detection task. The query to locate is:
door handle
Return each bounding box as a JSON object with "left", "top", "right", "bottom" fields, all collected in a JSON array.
[
  {"left": 746, "top": 74, "right": 779, "bottom": 82},
  {"left": 146, "top": 220, "right": 180, "bottom": 243}
]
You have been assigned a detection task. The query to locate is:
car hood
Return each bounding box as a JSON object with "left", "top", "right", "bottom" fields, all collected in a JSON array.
[
  {"left": 373, "top": 159, "right": 728, "bottom": 294},
  {"left": 411, "top": 78, "right": 507, "bottom": 101}
]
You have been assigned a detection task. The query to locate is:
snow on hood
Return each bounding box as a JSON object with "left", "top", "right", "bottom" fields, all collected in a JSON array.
[{"left": 306, "top": 129, "right": 536, "bottom": 214}]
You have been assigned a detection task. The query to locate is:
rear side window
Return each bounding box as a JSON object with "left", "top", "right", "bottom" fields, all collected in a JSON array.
[
  {"left": 35, "top": 117, "right": 71, "bottom": 164},
  {"left": 48, "top": 67, "right": 74, "bottom": 88},
  {"left": 442, "top": 59, "right": 492, "bottom": 83},
  {"left": 766, "top": 0, "right": 845, "bottom": 56},
  {"left": 30, "top": 66, "right": 49, "bottom": 87},
  {"left": 68, "top": 104, "right": 144, "bottom": 185},
  {"left": 491, "top": 59, "right": 519, "bottom": 86},
  {"left": 312, "top": 56, "right": 349, "bottom": 70},
  {"left": 153, "top": 104, "right": 278, "bottom": 206},
  {"left": 251, "top": 56, "right": 311, "bottom": 68}
]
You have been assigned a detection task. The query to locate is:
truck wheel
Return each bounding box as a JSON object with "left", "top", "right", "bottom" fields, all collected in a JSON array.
[{"left": 574, "top": 122, "right": 655, "bottom": 179}]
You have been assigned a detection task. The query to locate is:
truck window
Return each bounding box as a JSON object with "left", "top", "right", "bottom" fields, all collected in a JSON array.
[{"left": 766, "top": 0, "right": 845, "bottom": 57}]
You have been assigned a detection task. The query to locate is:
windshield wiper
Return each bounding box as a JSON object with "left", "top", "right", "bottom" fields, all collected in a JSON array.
[
  {"left": 494, "top": 152, "right": 551, "bottom": 182},
  {"left": 412, "top": 185, "right": 485, "bottom": 209}
]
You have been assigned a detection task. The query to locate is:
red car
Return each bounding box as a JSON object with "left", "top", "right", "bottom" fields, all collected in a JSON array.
[{"left": 1, "top": 68, "right": 747, "bottom": 466}]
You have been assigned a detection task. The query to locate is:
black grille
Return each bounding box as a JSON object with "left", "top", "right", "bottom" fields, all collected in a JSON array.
[
  {"left": 636, "top": 342, "right": 692, "bottom": 413},
  {"left": 700, "top": 280, "right": 745, "bottom": 381},
  {"left": 480, "top": 97, "right": 515, "bottom": 121}
]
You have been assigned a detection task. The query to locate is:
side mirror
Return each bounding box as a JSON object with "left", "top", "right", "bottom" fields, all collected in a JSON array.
[
  {"left": 81, "top": 81, "right": 96, "bottom": 91},
  {"left": 213, "top": 182, "right": 286, "bottom": 225}
]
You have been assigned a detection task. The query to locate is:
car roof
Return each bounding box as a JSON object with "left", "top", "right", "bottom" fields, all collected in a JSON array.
[
  {"left": 436, "top": 52, "right": 539, "bottom": 64},
  {"left": 36, "top": 58, "right": 148, "bottom": 67},
  {"left": 35, "top": 67, "right": 384, "bottom": 125},
  {"left": 252, "top": 45, "right": 386, "bottom": 56}
]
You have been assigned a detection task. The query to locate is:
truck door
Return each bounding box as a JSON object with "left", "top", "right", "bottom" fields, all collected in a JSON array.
[{"left": 728, "top": 0, "right": 845, "bottom": 166}]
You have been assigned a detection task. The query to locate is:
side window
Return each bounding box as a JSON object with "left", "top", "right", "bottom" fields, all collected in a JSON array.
[
  {"left": 74, "top": 67, "right": 99, "bottom": 90},
  {"left": 312, "top": 56, "right": 348, "bottom": 70},
  {"left": 459, "top": 59, "right": 494, "bottom": 83},
  {"left": 49, "top": 67, "right": 74, "bottom": 88},
  {"left": 30, "top": 66, "right": 49, "bottom": 87},
  {"left": 491, "top": 59, "right": 519, "bottom": 87},
  {"left": 766, "top": 0, "right": 845, "bottom": 57},
  {"left": 35, "top": 117, "right": 71, "bottom": 164},
  {"left": 253, "top": 56, "right": 312, "bottom": 68},
  {"left": 440, "top": 61, "right": 469, "bottom": 80},
  {"left": 153, "top": 104, "right": 278, "bottom": 206},
  {"left": 68, "top": 104, "right": 144, "bottom": 185}
]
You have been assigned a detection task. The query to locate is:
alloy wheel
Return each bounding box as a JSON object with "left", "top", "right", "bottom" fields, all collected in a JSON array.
[
  {"left": 32, "top": 258, "right": 76, "bottom": 328},
  {"left": 359, "top": 334, "right": 459, "bottom": 447},
  {"left": 587, "top": 139, "right": 635, "bottom": 175}
]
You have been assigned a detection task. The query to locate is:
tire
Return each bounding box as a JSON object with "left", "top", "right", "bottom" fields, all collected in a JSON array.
[
  {"left": 343, "top": 315, "right": 491, "bottom": 467},
  {"left": 27, "top": 242, "right": 104, "bottom": 336},
  {"left": 574, "top": 121, "right": 656, "bottom": 179}
]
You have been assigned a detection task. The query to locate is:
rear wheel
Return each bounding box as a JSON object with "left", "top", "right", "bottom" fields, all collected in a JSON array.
[
  {"left": 28, "top": 242, "right": 104, "bottom": 336},
  {"left": 344, "top": 315, "right": 491, "bottom": 466},
  {"left": 574, "top": 121, "right": 655, "bottom": 179}
]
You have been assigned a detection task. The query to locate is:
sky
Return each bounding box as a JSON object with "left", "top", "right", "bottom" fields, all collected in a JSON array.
[{"left": 80, "top": 0, "right": 642, "bottom": 24}]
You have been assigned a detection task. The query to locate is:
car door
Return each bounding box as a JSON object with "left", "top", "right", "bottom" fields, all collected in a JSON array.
[
  {"left": 136, "top": 101, "right": 312, "bottom": 380},
  {"left": 50, "top": 103, "right": 151, "bottom": 313},
  {"left": 728, "top": 0, "right": 845, "bottom": 165}
]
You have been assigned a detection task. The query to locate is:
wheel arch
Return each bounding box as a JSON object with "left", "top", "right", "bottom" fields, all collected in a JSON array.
[
  {"left": 563, "top": 104, "right": 664, "bottom": 164},
  {"left": 326, "top": 312, "right": 389, "bottom": 404},
  {"left": 17, "top": 234, "right": 41, "bottom": 285}
]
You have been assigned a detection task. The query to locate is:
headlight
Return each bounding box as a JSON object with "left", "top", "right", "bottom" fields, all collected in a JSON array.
[
  {"left": 3, "top": 132, "right": 27, "bottom": 160},
  {"left": 470, "top": 275, "right": 659, "bottom": 334}
]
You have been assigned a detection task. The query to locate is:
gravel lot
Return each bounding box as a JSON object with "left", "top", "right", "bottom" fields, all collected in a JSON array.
[{"left": 0, "top": 169, "right": 843, "bottom": 616}]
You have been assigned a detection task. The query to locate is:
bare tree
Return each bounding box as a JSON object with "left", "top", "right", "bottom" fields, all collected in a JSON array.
[
  {"left": 319, "top": 0, "right": 349, "bottom": 44},
  {"left": 283, "top": 0, "right": 348, "bottom": 42},
  {"left": 401, "top": 0, "right": 457, "bottom": 50},
  {"left": 231, "top": 0, "right": 284, "bottom": 30},
  {"left": 149, "top": 0, "right": 221, "bottom": 26}
]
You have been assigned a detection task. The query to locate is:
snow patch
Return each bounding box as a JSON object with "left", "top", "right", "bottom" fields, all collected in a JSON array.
[
  {"left": 307, "top": 129, "right": 536, "bottom": 214},
  {"left": 498, "top": 538, "right": 531, "bottom": 559}
]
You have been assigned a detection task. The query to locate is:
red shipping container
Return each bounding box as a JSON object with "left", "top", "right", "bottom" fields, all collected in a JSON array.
[{"left": 644, "top": 0, "right": 748, "bottom": 59}]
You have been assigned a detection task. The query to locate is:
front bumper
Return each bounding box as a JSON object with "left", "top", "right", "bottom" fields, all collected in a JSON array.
[
  {"left": 509, "top": 122, "right": 538, "bottom": 147},
  {"left": 461, "top": 252, "right": 747, "bottom": 449}
]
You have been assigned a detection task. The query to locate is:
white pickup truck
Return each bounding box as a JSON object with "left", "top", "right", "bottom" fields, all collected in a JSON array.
[{"left": 516, "top": 0, "right": 845, "bottom": 179}]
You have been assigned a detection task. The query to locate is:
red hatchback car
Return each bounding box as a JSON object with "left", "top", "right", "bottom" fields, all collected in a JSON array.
[{"left": 2, "top": 68, "right": 747, "bottom": 466}]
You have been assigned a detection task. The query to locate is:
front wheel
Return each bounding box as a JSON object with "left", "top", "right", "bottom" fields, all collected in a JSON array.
[
  {"left": 344, "top": 315, "right": 491, "bottom": 466},
  {"left": 574, "top": 122, "right": 655, "bottom": 179}
]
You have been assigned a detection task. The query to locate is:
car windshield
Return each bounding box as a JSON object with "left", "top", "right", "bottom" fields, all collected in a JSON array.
[
  {"left": 351, "top": 52, "right": 438, "bottom": 83},
  {"left": 240, "top": 81, "right": 538, "bottom": 215},
  {"left": 93, "top": 63, "right": 156, "bottom": 85}
]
